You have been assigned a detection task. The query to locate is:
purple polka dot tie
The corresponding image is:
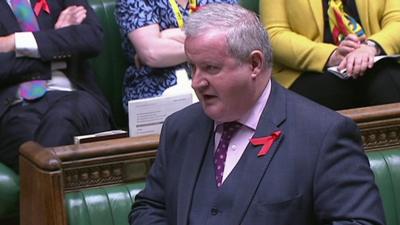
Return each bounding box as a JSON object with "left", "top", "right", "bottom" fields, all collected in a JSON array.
[
  {"left": 214, "top": 122, "right": 242, "bottom": 188},
  {"left": 10, "top": 0, "right": 47, "bottom": 100}
]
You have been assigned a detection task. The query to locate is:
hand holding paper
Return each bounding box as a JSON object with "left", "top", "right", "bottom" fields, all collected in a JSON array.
[{"left": 328, "top": 54, "right": 400, "bottom": 79}]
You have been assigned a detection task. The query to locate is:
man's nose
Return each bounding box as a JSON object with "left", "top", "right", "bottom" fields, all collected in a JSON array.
[{"left": 191, "top": 70, "right": 208, "bottom": 90}]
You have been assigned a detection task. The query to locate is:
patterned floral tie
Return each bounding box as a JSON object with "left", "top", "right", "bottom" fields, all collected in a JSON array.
[
  {"left": 214, "top": 122, "right": 242, "bottom": 188},
  {"left": 327, "top": 0, "right": 366, "bottom": 45},
  {"left": 11, "top": 0, "right": 47, "bottom": 100}
]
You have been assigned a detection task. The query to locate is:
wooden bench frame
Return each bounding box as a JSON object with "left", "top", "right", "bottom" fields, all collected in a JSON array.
[
  {"left": 20, "top": 135, "right": 159, "bottom": 225},
  {"left": 339, "top": 103, "right": 400, "bottom": 151},
  {"left": 20, "top": 102, "right": 400, "bottom": 225}
]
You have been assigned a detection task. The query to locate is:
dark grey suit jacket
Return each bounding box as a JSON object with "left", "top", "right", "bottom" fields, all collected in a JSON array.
[{"left": 130, "top": 80, "right": 385, "bottom": 225}]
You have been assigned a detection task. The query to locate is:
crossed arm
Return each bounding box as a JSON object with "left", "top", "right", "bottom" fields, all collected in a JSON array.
[
  {"left": 0, "top": 0, "right": 103, "bottom": 82},
  {"left": 127, "top": 24, "right": 187, "bottom": 68},
  {"left": 0, "top": 5, "right": 88, "bottom": 54}
]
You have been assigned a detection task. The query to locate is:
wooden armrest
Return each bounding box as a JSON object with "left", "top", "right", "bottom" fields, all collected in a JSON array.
[
  {"left": 20, "top": 135, "right": 159, "bottom": 171},
  {"left": 339, "top": 102, "right": 400, "bottom": 123}
]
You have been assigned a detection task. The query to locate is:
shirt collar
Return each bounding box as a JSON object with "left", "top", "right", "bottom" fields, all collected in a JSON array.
[{"left": 214, "top": 80, "right": 272, "bottom": 131}]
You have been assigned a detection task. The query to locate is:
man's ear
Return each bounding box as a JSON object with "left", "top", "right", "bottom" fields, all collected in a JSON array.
[{"left": 249, "top": 50, "right": 264, "bottom": 79}]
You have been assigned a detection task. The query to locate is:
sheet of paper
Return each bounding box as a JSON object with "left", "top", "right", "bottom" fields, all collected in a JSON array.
[{"left": 128, "top": 93, "right": 193, "bottom": 137}]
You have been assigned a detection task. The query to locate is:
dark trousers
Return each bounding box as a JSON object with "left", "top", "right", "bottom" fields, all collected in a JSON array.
[
  {"left": 0, "top": 90, "right": 112, "bottom": 172},
  {"left": 289, "top": 59, "right": 400, "bottom": 110}
]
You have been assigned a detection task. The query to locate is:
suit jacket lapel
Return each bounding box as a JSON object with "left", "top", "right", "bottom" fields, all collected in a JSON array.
[
  {"left": 0, "top": 0, "right": 21, "bottom": 33},
  {"left": 177, "top": 110, "right": 214, "bottom": 225},
  {"left": 309, "top": 0, "right": 324, "bottom": 37},
  {"left": 229, "top": 80, "right": 287, "bottom": 225},
  {"left": 355, "top": 0, "right": 369, "bottom": 35}
]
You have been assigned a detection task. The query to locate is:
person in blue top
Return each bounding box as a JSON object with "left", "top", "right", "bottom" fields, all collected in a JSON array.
[{"left": 115, "top": 0, "right": 237, "bottom": 111}]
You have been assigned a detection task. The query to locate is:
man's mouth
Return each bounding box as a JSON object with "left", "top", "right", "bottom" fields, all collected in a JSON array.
[{"left": 202, "top": 94, "right": 217, "bottom": 101}]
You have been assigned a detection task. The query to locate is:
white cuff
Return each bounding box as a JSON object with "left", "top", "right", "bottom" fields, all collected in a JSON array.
[
  {"left": 51, "top": 61, "right": 67, "bottom": 70},
  {"left": 15, "top": 32, "right": 40, "bottom": 58}
]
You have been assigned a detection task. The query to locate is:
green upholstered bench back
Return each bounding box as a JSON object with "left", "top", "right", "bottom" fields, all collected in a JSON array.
[
  {"left": 240, "top": 0, "right": 259, "bottom": 14},
  {"left": 66, "top": 182, "right": 145, "bottom": 225},
  {"left": 368, "top": 148, "right": 400, "bottom": 225},
  {"left": 88, "top": 0, "right": 128, "bottom": 128}
]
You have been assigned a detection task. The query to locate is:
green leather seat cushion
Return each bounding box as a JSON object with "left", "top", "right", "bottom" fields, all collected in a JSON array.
[
  {"left": 65, "top": 182, "right": 145, "bottom": 225},
  {"left": 368, "top": 148, "right": 400, "bottom": 225},
  {"left": 0, "top": 163, "right": 19, "bottom": 218},
  {"left": 240, "top": 0, "right": 259, "bottom": 14}
]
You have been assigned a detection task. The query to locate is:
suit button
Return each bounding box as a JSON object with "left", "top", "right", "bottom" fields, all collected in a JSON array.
[
  {"left": 5, "top": 97, "right": 12, "bottom": 104},
  {"left": 211, "top": 208, "right": 219, "bottom": 215}
]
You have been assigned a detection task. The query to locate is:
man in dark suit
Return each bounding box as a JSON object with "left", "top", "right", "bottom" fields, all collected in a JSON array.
[
  {"left": 130, "top": 4, "right": 385, "bottom": 225},
  {"left": 0, "top": 0, "right": 113, "bottom": 172}
]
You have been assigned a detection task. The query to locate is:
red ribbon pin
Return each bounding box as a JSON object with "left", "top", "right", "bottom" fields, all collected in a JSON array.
[
  {"left": 251, "top": 130, "right": 282, "bottom": 157},
  {"left": 190, "top": 5, "right": 203, "bottom": 13},
  {"left": 34, "top": 0, "right": 50, "bottom": 16}
]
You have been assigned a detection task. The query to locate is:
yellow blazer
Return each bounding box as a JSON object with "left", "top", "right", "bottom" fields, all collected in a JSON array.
[{"left": 260, "top": 0, "right": 400, "bottom": 87}]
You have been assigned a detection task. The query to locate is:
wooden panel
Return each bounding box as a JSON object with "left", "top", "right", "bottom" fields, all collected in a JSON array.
[
  {"left": 20, "top": 154, "right": 67, "bottom": 225},
  {"left": 339, "top": 103, "right": 400, "bottom": 151}
]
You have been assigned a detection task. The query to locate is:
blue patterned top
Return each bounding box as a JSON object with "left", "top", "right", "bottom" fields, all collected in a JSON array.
[{"left": 115, "top": 0, "right": 238, "bottom": 111}]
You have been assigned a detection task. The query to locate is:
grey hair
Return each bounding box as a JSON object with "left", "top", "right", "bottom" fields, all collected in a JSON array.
[{"left": 185, "top": 3, "right": 272, "bottom": 69}]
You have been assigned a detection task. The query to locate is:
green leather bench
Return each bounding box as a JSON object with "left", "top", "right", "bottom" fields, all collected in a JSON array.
[
  {"left": 65, "top": 183, "right": 145, "bottom": 225},
  {"left": 19, "top": 135, "right": 158, "bottom": 225},
  {"left": 0, "top": 163, "right": 19, "bottom": 225},
  {"left": 368, "top": 149, "right": 400, "bottom": 225}
]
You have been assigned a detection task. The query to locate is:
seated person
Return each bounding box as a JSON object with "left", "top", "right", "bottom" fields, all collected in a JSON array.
[
  {"left": 115, "top": 0, "right": 237, "bottom": 111},
  {"left": 129, "top": 4, "right": 385, "bottom": 225},
  {"left": 0, "top": 0, "right": 113, "bottom": 172},
  {"left": 261, "top": 0, "right": 400, "bottom": 110}
]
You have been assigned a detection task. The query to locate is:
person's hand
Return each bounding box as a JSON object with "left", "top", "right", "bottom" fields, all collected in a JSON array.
[
  {"left": 337, "top": 34, "right": 363, "bottom": 56},
  {"left": 337, "top": 44, "right": 376, "bottom": 78},
  {"left": 0, "top": 34, "right": 15, "bottom": 53},
  {"left": 55, "top": 6, "right": 87, "bottom": 29},
  {"left": 327, "top": 34, "right": 362, "bottom": 67},
  {"left": 327, "top": 49, "right": 344, "bottom": 67}
]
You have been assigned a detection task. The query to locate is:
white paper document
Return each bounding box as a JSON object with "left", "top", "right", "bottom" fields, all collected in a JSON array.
[
  {"left": 128, "top": 93, "right": 193, "bottom": 137},
  {"left": 327, "top": 54, "right": 400, "bottom": 79},
  {"left": 74, "top": 130, "right": 128, "bottom": 144}
]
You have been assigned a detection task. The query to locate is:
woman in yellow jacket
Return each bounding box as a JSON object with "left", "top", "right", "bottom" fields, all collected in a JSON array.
[{"left": 261, "top": 0, "right": 400, "bottom": 110}]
